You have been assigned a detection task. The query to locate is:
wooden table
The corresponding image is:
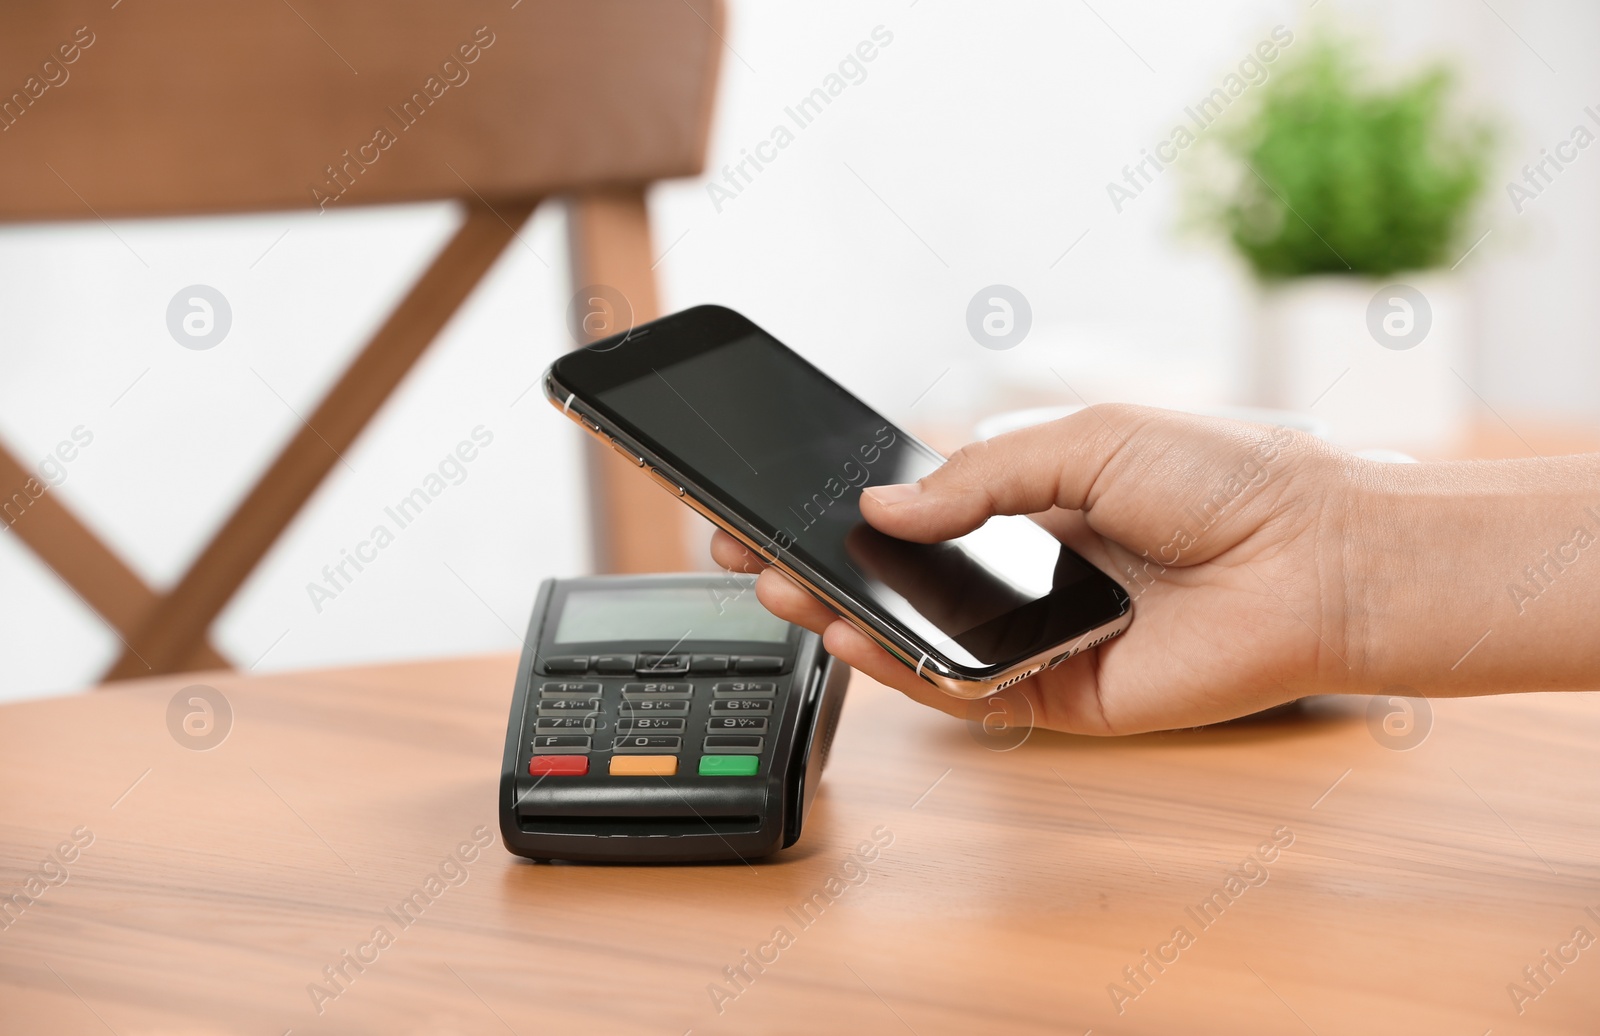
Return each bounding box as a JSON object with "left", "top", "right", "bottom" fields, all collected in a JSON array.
[{"left": 3, "top": 658, "right": 1598, "bottom": 1034}]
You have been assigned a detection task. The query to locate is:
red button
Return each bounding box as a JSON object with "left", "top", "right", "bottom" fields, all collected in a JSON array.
[{"left": 529, "top": 755, "right": 588, "bottom": 776}]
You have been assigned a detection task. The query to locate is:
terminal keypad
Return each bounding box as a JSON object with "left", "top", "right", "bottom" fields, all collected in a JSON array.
[{"left": 524, "top": 656, "right": 787, "bottom": 779}]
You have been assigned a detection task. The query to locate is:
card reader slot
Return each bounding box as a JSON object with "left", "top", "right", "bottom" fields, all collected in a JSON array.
[
  {"left": 519, "top": 816, "right": 763, "bottom": 837},
  {"left": 515, "top": 781, "right": 767, "bottom": 819}
]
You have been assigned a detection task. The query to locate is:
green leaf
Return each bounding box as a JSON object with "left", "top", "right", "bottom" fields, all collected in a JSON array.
[{"left": 1188, "top": 35, "right": 1495, "bottom": 280}]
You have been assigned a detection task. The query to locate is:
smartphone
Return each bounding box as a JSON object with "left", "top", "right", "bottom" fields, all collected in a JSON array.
[{"left": 544, "top": 305, "right": 1132, "bottom": 699}]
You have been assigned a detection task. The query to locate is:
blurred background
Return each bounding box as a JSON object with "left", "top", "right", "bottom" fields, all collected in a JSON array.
[{"left": 3, "top": 0, "right": 1597, "bottom": 701}]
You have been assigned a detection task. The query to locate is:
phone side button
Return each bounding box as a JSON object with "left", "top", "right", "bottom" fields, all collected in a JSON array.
[
  {"left": 647, "top": 467, "right": 684, "bottom": 496},
  {"left": 611, "top": 439, "right": 644, "bottom": 466}
]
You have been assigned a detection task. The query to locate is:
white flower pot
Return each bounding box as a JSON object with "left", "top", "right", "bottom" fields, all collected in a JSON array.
[{"left": 1253, "top": 274, "right": 1471, "bottom": 453}]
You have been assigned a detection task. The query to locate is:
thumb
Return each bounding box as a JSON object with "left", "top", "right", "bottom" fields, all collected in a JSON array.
[{"left": 861, "top": 405, "right": 1148, "bottom": 543}]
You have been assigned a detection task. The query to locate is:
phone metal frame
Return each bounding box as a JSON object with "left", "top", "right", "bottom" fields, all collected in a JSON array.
[{"left": 544, "top": 366, "right": 1132, "bottom": 701}]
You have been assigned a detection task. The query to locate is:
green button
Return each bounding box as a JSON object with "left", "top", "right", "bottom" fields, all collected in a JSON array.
[{"left": 699, "top": 755, "right": 759, "bottom": 776}]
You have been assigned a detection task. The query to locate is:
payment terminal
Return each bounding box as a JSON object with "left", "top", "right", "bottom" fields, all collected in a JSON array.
[{"left": 498, "top": 574, "right": 849, "bottom": 863}]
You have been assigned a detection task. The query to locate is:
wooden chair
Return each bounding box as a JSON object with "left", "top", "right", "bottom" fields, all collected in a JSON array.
[{"left": 0, "top": 0, "right": 721, "bottom": 681}]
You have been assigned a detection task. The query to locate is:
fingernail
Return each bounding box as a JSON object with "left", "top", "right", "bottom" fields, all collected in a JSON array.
[{"left": 864, "top": 483, "right": 923, "bottom": 506}]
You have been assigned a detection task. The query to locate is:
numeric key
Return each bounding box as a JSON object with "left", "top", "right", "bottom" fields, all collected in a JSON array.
[
  {"left": 712, "top": 681, "right": 775, "bottom": 697},
  {"left": 612, "top": 735, "right": 683, "bottom": 753},
  {"left": 618, "top": 700, "right": 690, "bottom": 715},
  {"left": 535, "top": 716, "right": 606, "bottom": 732},
  {"left": 539, "top": 697, "right": 602, "bottom": 717},
  {"left": 616, "top": 716, "right": 685, "bottom": 734},
  {"left": 621, "top": 681, "right": 691, "bottom": 700},
  {"left": 707, "top": 716, "right": 767, "bottom": 732},
  {"left": 710, "top": 698, "right": 772, "bottom": 714},
  {"left": 540, "top": 681, "right": 601, "bottom": 697}
]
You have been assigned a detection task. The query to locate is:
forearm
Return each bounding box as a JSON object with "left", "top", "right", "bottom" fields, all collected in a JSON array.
[{"left": 1350, "top": 454, "right": 1600, "bottom": 695}]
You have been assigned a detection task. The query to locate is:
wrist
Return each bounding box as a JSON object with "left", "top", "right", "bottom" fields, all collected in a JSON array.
[{"left": 1344, "top": 455, "right": 1600, "bottom": 695}]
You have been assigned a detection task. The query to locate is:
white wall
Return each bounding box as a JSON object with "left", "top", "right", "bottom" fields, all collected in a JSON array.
[{"left": 2, "top": 0, "right": 1594, "bottom": 701}]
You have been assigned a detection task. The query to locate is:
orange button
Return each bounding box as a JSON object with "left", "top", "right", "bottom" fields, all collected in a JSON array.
[{"left": 609, "top": 754, "right": 678, "bottom": 776}]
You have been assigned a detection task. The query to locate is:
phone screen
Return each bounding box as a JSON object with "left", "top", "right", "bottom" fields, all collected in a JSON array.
[{"left": 568, "top": 313, "right": 1128, "bottom": 674}]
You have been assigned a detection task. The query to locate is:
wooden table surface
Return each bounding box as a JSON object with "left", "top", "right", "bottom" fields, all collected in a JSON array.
[{"left": 2, "top": 657, "right": 1598, "bottom": 1035}]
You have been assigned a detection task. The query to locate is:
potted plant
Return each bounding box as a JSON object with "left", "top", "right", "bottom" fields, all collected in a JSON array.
[{"left": 1189, "top": 35, "right": 1494, "bottom": 451}]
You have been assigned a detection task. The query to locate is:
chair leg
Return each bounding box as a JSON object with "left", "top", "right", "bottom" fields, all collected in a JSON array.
[
  {"left": 567, "top": 187, "right": 693, "bottom": 574},
  {"left": 103, "top": 199, "right": 538, "bottom": 680},
  {"left": 0, "top": 444, "right": 228, "bottom": 674}
]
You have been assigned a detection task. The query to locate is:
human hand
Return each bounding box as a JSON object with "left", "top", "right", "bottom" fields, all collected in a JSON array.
[{"left": 712, "top": 404, "right": 1364, "bottom": 734}]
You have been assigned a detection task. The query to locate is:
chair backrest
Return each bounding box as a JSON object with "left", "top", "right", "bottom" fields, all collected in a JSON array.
[
  {"left": 0, "top": 0, "right": 722, "bottom": 217},
  {"left": 0, "top": 0, "right": 722, "bottom": 684}
]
